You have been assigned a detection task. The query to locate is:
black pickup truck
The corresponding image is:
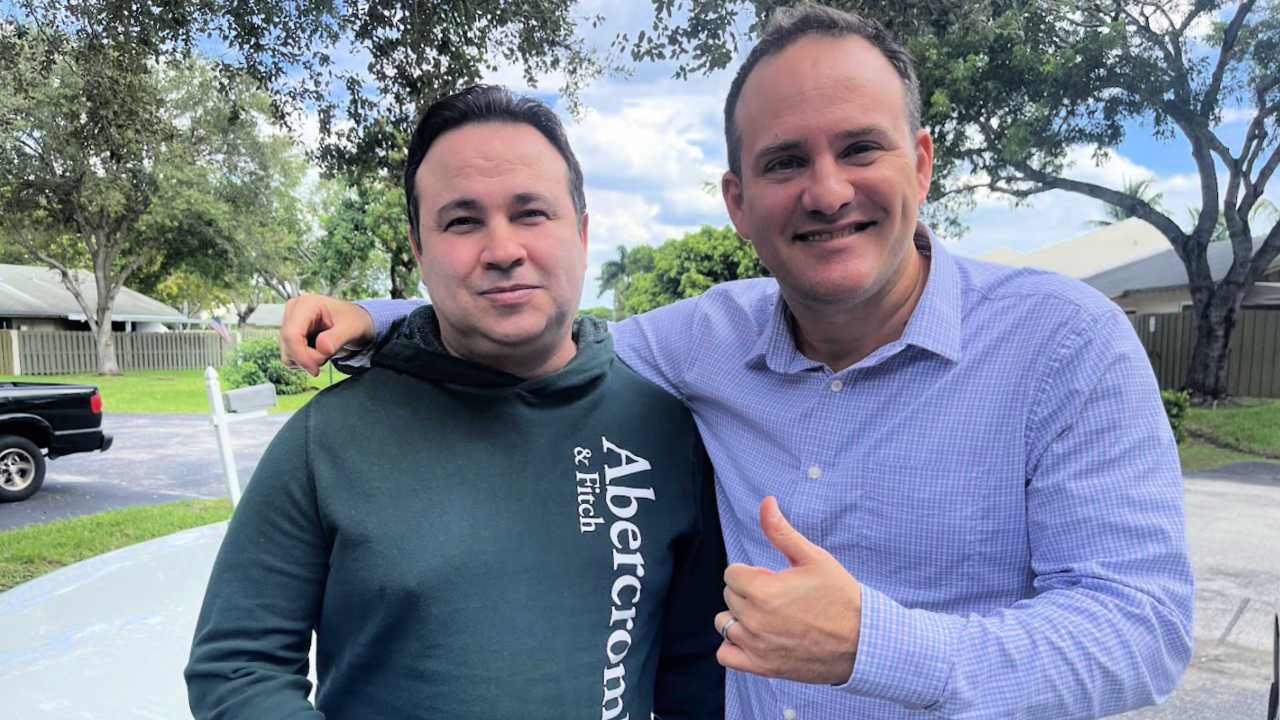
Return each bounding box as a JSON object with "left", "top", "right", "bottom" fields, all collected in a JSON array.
[{"left": 0, "top": 382, "right": 113, "bottom": 502}]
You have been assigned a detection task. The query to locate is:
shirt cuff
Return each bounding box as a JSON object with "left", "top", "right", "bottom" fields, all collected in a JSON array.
[
  {"left": 836, "top": 584, "right": 961, "bottom": 710},
  {"left": 360, "top": 298, "right": 419, "bottom": 341}
]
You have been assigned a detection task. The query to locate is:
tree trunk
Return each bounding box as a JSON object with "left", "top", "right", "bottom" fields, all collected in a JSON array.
[
  {"left": 95, "top": 323, "right": 121, "bottom": 376},
  {"left": 1185, "top": 285, "right": 1243, "bottom": 399}
]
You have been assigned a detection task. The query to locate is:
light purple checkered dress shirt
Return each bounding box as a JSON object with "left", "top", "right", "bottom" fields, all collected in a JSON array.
[{"left": 357, "top": 235, "right": 1193, "bottom": 719}]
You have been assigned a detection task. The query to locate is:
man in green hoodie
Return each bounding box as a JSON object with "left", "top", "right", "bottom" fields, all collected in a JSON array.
[{"left": 185, "top": 85, "right": 727, "bottom": 720}]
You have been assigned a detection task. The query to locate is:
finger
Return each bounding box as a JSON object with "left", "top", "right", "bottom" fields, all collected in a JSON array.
[
  {"left": 716, "top": 640, "right": 767, "bottom": 676},
  {"left": 723, "top": 585, "right": 750, "bottom": 617},
  {"left": 713, "top": 611, "right": 751, "bottom": 648},
  {"left": 759, "top": 496, "right": 827, "bottom": 567},
  {"left": 724, "top": 562, "right": 774, "bottom": 596}
]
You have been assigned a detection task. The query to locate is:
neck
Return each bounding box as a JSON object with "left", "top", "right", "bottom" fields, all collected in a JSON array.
[
  {"left": 784, "top": 246, "right": 930, "bottom": 373},
  {"left": 441, "top": 330, "right": 578, "bottom": 379}
]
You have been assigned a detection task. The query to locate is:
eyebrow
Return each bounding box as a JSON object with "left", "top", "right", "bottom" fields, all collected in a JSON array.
[{"left": 434, "top": 198, "right": 481, "bottom": 227}]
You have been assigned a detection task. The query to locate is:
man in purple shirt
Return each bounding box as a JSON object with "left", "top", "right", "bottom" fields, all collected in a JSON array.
[{"left": 278, "top": 4, "right": 1192, "bottom": 718}]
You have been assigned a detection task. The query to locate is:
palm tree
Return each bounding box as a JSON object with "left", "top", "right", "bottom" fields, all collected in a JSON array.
[
  {"left": 596, "top": 244, "right": 654, "bottom": 319},
  {"left": 1085, "top": 178, "right": 1165, "bottom": 228}
]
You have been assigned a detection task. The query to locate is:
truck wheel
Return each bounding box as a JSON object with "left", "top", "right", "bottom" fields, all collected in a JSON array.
[{"left": 0, "top": 435, "right": 45, "bottom": 502}]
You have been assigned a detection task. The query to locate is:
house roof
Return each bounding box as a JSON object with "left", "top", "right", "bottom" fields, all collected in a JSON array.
[
  {"left": 1083, "top": 236, "right": 1277, "bottom": 297},
  {"left": 977, "top": 217, "right": 1171, "bottom": 278},
  {"left": 0, "top": 264, "right": 188, "bottom": 323},
  {"left": 241, "top": 303, "right": 285, "bottom": 327}
]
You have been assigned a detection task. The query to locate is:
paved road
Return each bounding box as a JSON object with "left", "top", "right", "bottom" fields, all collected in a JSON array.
[
  {"left": 2, "top": 413, "right": 1277, "bottom": 716},
  {"left": 1119, "top": 464, "right": 1280, "bottom": 718},
  {"left": 0, "top": 413, "right": 290, "bottom": 531}
]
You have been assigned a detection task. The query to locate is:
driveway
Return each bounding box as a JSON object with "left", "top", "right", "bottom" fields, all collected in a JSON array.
[
  {"left": 0, "top": 413, "right": 290, "bottom": 531},
  {"left": 1, "top": 439, "right": 1277, "bottom": 716},
  {"left": 1120, "top": 463, "right": 1280, "bottom": 718}
]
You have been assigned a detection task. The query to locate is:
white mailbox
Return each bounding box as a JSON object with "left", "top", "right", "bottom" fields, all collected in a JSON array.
[{"left": 222, "top": 382, "right": 277, "bottom": 414}]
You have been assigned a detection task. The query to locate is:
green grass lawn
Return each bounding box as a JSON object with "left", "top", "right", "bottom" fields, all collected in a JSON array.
[
  {"left": 1184, "top": 398, "right": 1280, "bottom": 459},
  {"left": 0, "top": 499, "right": 231, "bottom": 592},
  {"left": 0, "top": 366, "right": 347, "bottom": 414}
]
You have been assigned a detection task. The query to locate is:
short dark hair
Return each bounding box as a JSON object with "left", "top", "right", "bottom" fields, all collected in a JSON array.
[
  {"left": 403, "top": 85, "right": 586, "bottom": 251},
  {"left": 723, "top": 3, "right": 921, "bottom": 178}
]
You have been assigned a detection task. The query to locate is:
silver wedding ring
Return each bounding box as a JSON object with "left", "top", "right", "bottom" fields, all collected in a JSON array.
[{"left": 719, "top": 616, "right": 739, "bottom": 640}]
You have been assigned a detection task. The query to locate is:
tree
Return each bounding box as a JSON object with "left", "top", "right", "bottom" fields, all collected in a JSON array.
[
  {"left": 4, "top": 0, "right": 610, "bottom": 179},
  {"left": 638, "top": 0, "right": 1280, "bottom": 400},
  {"left": 1086, "top": 178, "right": 1165, "bottom": 228},
  {"left": 0, "top": 27, "right": 299, "bottom": 372},
  {"left": 314, "top": 176, "right": 419, "bottom": 300},
  {"left": 596, "top": 244, "right": 656, "bottom": 318},
  {"left": 619, "top": 225, "right": 769, "bottom": 315}
]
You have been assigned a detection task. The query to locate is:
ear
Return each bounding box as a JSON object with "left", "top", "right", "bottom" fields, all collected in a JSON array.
[
  {"left": 913, "top": 129, "right": 934, "bottom": 206},
  {"left": 578, "top": 211, "right": 589, "bottom": 252},
  {"left": 721, "top": 170, "right": 750, "bottom": 239}
]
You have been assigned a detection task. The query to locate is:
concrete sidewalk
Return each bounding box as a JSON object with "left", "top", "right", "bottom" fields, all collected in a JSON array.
[
  {"left": 1122, "top": 465, "right": 1280, "bottom": 718},
  {"left": 1, "top": 463, "right": 1276, "bottom": 717}
]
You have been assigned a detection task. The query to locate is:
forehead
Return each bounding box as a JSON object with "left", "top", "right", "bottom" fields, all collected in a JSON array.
[
  {"left": 416, "top": 121, "right": 571, "bottom": 202},
  {"left": 735, "top": 34, "right": 910, "bottom": 151}
]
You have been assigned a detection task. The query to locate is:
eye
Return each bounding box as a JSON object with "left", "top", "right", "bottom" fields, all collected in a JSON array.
[
  {"left": 763, "top": 155, "right": 806, "bottom": 174},
  {"left": 442, "top": 216, "right": 480, "bottom": 231},
  {"left": 515, "top": 208, "right": 551, "bottom": 222},
  {"left": 840, "top": 142, "right": 879, "bottom": 161}
]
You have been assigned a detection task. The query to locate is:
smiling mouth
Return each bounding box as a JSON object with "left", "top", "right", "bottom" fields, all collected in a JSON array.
[{"left": 793, "top": 221, "right": 877, "bottom": 242}]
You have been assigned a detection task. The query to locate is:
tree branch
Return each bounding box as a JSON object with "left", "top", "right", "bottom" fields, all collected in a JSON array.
[
  {"left": 1201, "top": 0, "right": 1255, "bottom": 118},
  {"left": 1009, "top": 160, "right": 1188, "bottom": 244}
]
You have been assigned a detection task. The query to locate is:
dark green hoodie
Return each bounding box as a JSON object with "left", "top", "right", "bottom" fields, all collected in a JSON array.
[{"left": 186, "top": 308, "right": 727, "bottom": 719}]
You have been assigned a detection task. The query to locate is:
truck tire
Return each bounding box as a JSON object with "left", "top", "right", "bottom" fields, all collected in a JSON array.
[{"left": 0, "top": 434, "right": 46, "bottom": 502}]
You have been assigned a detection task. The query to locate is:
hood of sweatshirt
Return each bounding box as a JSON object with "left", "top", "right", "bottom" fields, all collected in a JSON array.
[{"left": 370, "top": 304, "right": 613, "bottom": 400}]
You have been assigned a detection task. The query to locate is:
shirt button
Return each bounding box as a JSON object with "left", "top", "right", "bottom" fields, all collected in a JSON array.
[
  {"left": 830, "top": 379, "right": 843, "bottom": 392},
  {"left": 807, "top": 465, "right": 821, "bottom": 479},
  {"left": 783, "top": 709, "right": 797, "bottom": 720}
]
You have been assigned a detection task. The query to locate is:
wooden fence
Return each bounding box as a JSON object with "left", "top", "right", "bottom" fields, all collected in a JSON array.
[
  {"left": 1131, "top": 308, "right": 1280, "bottom": 398},
  {"left": 0, "top": 329, "right": 265, "bottom": 375},
  {"left": 0, "top": 330, "right": 14, "bottom": 375}
]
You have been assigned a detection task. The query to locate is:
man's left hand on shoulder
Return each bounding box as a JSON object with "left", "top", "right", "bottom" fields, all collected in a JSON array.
[{"left": 715, "top": 496, "right": 862, "bottom": 684}]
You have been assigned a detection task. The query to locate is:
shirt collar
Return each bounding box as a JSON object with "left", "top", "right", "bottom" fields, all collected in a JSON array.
[{"left": 744, "top": 222, "right": 962, "bottom": 374}]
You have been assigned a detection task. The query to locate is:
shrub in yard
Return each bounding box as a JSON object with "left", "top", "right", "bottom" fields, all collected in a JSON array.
[
  {"left": 1162, "top": 389, "right": 1190, "bottom": 444},
  {"left": 221, "top": 338, "right": 310, "bottom": 394}
]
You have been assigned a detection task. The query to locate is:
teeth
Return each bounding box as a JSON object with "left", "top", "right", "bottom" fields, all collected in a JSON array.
[{"left": 796, "top": 222, "right": 873, "bottom": 242}]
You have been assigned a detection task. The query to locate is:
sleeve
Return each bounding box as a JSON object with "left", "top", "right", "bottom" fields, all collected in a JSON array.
[
  {"left": 185, "top": 406, "right": 330, "bottom": 719},
  {"left": 334, "top": 298, "right": 426, "bottom": 373},
  {"left": 653, "top": 441, "right": 728, "bottom": 720},
  {"left": 838, "top": 305, "right": 1194, "bottom": 718},
  {"left": 608, "top": 296, "right": 704, "bottom": 401}
]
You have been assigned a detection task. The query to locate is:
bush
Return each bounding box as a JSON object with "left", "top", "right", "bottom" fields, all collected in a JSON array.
[
  {"left": 221, "top": 338, "right": 311, "bottom": 395},
  {"left": 1162, "top": 390, "right": 1191, "bottom": 444}
]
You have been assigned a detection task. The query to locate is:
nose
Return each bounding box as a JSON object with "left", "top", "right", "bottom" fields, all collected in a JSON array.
[
  {"left": 801, "top": 154, "right": 854, "bottom": 219},
  {"left": 480, "top": 221, "right": 527, "bottom": 271}
]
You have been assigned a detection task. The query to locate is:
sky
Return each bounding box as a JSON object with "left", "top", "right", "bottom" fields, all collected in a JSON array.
[{"left": 302, "top": 1, "right": 1277, "bottom": 310}]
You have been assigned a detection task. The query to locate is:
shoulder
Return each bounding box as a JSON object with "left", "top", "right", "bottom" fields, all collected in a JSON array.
[{"left": 953, "top": 254, "right": 1128, "bottom": 332}]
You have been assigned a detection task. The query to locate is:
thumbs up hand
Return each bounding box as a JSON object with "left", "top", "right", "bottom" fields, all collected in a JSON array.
[{"left": 714, "top": 496, "right": 862, "bottom": 684}]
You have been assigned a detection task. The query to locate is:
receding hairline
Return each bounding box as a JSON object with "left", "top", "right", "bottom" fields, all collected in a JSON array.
[{"left": 731, "top": 35, "right": 917, "bottom": 169}]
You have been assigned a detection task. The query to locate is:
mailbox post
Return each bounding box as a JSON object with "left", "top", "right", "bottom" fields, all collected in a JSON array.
[{"left": 204, "top": 367, "right": 277, "bottom": 507}]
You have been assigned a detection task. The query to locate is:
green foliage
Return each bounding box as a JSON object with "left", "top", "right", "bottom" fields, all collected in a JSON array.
[
  {"left": 223, "top": 338, "right": 310, "bottom": 395},
  {"left": 578, "top": 306, "right": 614, "bottom": 321},
  {"left": 1162, "top": 390, "right": 1191, "bottom": 444},
  {"left": 314, "top": 176, "right": 418, "bottom": 299},
  {"left": 4, "top": 0, "right": 607, "bottom": 179},
  {"left": 217, "top": 361, "right": 267, "bottom": 391},
  {"left": 618, "top": 225, "right": 769, "bottom": 315},
  {"left": 596, "top": 244, "right": 656, "bottom": 319}
]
